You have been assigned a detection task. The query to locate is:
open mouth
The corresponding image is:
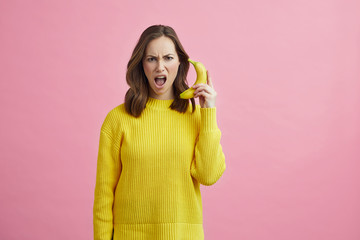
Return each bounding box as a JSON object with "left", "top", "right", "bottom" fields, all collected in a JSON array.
[{"left": 154, "top": 76, "right": 167, "bottom": 87}]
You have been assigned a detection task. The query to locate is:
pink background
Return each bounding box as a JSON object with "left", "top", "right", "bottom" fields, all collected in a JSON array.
[{"left": 1, "top": 0, "right": 359, "bottom": 239}]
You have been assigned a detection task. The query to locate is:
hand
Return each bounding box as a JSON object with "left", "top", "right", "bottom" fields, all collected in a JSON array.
[{"left": 193, "top": 70, "right": 217, "bottom": 108}]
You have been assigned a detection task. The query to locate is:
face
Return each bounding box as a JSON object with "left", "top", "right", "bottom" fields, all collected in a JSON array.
[{"left": 142, "top": 36, "right": 181, "bottom": 100}]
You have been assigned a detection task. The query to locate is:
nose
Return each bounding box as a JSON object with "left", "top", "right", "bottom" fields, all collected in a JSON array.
[{"left": 156, "top": 60, "right": 165, "bottom": 72}]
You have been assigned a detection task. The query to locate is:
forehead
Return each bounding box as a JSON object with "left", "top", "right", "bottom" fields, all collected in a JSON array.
[{"left": 145, "top": 36, "right": 177, "bottom": 55}]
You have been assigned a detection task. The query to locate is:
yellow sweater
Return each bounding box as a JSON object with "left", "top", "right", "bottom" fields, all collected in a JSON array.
[{"left": 93, "top": 97, "right": 226, "bottom": 240}]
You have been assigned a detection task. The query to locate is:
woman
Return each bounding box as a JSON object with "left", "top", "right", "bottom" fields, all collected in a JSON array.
[{"left": 93, "top": 24, "right": 226, "bottom": 240}]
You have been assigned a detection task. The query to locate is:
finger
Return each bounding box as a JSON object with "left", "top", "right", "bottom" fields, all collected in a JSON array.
[
  {"left": 192, "top": 83, "right": 206, "bottom": 89},
  {"left": 207, "top": 70, "right": 213, "bottom": 88},
  {"left": 194, "top": 85, "right": 213, "bottom": 95},
  {"left": 194, "top": 91, "right": 211, "bottom": 99}
]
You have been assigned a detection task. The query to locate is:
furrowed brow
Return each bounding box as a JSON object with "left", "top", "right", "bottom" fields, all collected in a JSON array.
[{"left": 146, "top": 53, "right": 175, "bottom": 57}]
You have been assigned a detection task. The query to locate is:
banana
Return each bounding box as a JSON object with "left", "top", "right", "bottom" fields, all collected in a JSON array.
[{"left": 179, "top": 59, "right": 207, "bottom": 99}]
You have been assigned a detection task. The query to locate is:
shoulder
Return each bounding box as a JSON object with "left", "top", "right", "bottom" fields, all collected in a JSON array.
[
  {"left": 100, "top": 103, "right": 129, "bottom": 133},
  {"left": 188, "top": 103, "right": 201, "bottom": 114},
  {"left": 187, "top": 103, "right": 202, "bottom": 124}
]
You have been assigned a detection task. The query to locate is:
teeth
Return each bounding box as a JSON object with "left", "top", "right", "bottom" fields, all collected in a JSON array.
[{"left": 156, "top": 76, "right": 165, "bottom": 79}]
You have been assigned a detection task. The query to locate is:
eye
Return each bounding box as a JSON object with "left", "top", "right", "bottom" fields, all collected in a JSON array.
[
  {"left": 147, "top": 57, "right": 156, "bottom": 62},
  {"left": 165, "top": 56, "right": 174, "bottom": 61}
]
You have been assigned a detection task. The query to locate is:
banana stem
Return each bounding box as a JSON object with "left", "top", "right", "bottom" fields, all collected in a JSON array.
[{"left": 188, "top": 59, "right": 196, "bottom": 65}]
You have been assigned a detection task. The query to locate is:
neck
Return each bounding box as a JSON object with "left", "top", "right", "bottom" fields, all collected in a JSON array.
[{"left": 146, "top": 96, "right": 174, "bottom": 110}]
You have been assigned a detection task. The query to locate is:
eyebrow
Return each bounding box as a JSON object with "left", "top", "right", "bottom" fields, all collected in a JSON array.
[{"left": 145, "top": 54, "right": 175, "bottom": 58}]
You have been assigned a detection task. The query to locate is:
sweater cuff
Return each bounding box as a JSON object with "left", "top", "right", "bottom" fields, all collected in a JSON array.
[{"left": 200, "top": 107, "right": 218, "bottom": 132}]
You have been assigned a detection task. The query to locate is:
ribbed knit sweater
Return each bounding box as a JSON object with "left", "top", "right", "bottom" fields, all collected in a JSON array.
[{"left": 93, "top": 97, "right": 226, "bottom": 240}]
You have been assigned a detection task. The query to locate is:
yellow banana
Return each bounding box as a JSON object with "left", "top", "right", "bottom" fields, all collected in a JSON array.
[{"left": 180, "top": 59, "right": 207, "bottom": 99}]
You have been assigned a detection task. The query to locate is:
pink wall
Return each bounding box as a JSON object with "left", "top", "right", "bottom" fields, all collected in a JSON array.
[{"left": 1, "top": 0, "right": 359, "bottom": 239}]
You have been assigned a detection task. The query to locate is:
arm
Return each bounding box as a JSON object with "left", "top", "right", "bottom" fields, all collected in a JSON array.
[
  {"left": 93, "top": 128, "right": 121, "bottom": 240},
  {"left": 190, "top": 107, "right": 226, "bottom": 186}
]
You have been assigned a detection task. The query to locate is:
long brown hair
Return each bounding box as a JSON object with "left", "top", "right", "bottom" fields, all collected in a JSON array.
[{"left": 124, "top": 25, "right": 196, "bottom": 117}]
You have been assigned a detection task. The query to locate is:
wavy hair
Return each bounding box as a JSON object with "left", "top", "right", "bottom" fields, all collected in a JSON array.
[{"left": 124, "top": 25, "right": 195, "bottom": 117}]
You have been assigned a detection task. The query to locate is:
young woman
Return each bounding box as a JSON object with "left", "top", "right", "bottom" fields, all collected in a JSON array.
[{"left": 93, "top": 24, "right": 226, "bottom": 240}]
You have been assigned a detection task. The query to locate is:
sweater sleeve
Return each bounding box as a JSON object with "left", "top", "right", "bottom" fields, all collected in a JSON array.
[
  {"left": 190, "top": 107, "right": 226, "bottom": 186},
  {"left": 93, "top": 128, "right": 122, "bottom": 240}
]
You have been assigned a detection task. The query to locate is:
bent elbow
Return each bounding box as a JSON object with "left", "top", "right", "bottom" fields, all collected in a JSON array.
[{"left": 194, "top": 162, "right": 226, "bottom": 186}]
